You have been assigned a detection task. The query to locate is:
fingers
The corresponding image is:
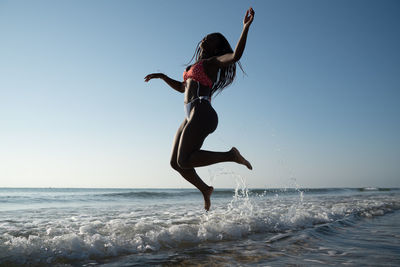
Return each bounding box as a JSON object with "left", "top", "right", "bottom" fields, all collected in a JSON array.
[
  {"left": 244, "top": 7, "right": 254, "bottom": 24},
  {"left": 144, "top": 73, "right": 162, "bottom": 82},
  {"left": 249, "top": 7, "right": 254, "bottom": 17},
  {"left": 144, "top": 74, "right": 153, "bottom": 82}
]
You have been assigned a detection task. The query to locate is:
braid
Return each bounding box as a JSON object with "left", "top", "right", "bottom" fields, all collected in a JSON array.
[
  {"left": 186, "top": 40, "right": 201, "bottom": 70},
  {"left": 186, "top": 33, "right": 246, "bottom": 97}
]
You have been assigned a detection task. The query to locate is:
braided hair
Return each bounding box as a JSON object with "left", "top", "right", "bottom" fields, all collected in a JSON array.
[{"left": 186, "top": 33, "right": 245, "bottom": 97}]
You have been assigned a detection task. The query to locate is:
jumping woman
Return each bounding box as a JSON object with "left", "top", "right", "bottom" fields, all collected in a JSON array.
[{"left": 144, "top": 7, "right": 255, "bottom": 211}]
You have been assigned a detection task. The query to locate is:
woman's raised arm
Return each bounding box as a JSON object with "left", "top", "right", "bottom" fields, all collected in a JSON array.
[
  {"left": 212, "top": 7, "right": 255, "bottom": 67},
  {"left": 144, "top": 73, "right": 185, "bottom": 93}
]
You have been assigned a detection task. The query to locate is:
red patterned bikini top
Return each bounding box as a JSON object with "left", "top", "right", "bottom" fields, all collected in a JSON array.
[{"left": 183, "top": 60, "right": 213, "bottom": 88}]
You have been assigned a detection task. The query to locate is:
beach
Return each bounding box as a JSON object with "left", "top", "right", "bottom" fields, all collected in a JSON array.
[{"left": 1, "top": 184, "right": 400, "bottom": 266}]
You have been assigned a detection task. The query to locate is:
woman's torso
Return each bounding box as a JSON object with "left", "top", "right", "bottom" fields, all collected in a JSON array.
[
  {"left": 184, "top": 80, "right": 212, "bottom": 104},
  {"left": 183, "top": 60, "right": 219, "bottom": 104}
]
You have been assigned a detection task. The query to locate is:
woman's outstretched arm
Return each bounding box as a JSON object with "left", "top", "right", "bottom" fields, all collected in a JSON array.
[
  {"left": 212, "top": 7, "right": 255, "bottom": 67},
  {"left": 144, "top": 73, "right": 185, "bottom": 93}
]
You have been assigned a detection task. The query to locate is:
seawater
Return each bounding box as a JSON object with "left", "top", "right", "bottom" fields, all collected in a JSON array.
[{"left": 1, "top": 183, "right": 400, "bottom": 266}]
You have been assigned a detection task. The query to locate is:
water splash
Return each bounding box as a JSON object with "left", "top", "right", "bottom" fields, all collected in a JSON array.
[{"left": 1, "top": 185, "right": 400, "bottom": 265}]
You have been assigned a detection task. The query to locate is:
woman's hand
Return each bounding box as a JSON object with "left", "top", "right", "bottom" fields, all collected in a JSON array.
[
  {"left": 243, "top": 7, "right": 255, "bottom": 28},
  {"left": 144, "top": 73, "right": 165, "bottom": 82}
]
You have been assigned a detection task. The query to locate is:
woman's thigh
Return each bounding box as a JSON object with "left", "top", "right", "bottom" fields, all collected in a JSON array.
[
  {"left": 177, "top": 113, "right": 214, "bottom": 163},
  {"left": 179, "top": 103, "right": 218, "bottom": 151},
  {"left": 170, "top": 119, "right": 187, "bottom": 165}
]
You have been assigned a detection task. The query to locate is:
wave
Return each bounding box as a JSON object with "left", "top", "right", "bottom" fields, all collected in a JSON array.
[
  {"left": 89, "top": 187, "right": 400, "bottom": 199},
  {"left": 357, "top": 187, "right": 393, "bottom": 192},
  {"left": 256, "top": 187, "right": 398, "bottom": 194},
  {"left": 97, "top": 189, "right": 240, "bottom": 199},
  {"left": 1, "top": 187, "right": 398, "bottom": 203},
  {"left": 1, "top": 184, "right": 400, "bottom": 265},
  {"left": 99, "top": 190, "right": 194, "bottom": 199}
]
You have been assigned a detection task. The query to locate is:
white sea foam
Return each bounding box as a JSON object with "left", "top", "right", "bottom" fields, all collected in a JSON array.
[{"left": 0, "top": 183, "right": 399, "bottom": 265}]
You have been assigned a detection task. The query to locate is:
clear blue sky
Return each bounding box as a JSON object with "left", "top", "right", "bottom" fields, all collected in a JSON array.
[{"left": 1, "top": 0, "right": 399, "bottom": 188}]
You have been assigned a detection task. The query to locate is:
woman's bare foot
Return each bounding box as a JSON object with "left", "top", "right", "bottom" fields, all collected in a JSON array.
[
  {"left": 202, "top": 186, "right": 214, "bottom": 211},
  {"left": 231, "top": 147, "right": 253, "bottom": 170}
]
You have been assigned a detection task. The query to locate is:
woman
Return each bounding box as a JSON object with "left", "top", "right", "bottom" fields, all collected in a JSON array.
[{"left": 144, "top": 7, "right": 255, "bottom": 211}]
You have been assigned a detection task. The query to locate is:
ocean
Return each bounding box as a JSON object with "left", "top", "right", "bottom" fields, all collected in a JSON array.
[{"left": 1, "top": 181, "right": 400, "bottom": 266}]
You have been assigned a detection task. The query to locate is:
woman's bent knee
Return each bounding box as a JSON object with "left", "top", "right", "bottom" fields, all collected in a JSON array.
[
  {"left": 177, "top": 157, "right": 192, "bottom": 169},
  {"left": 170, "top": 159, "right": 181, "bottom": 171}
]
